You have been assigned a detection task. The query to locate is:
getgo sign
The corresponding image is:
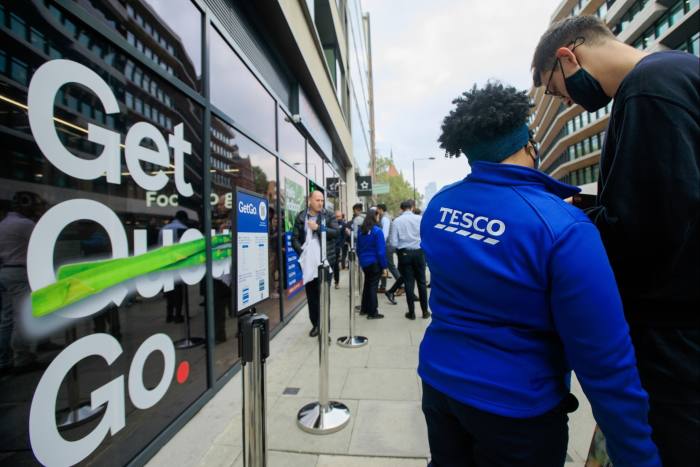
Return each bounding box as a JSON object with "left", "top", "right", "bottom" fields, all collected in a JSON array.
[
  {"left": 30, "top": 334, "right": 190, "bottom": 466},
  {"left": 25, "top": 59, "right": 202, "bottom": 465}
]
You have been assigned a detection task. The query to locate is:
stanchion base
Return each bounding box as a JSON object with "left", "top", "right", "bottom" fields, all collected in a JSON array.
[
  {"left": 336, "top": 335, "right": 368, "bottom": 348},
  {"left": 57, "top": 403, "right": 106, "bottom": 430},
  {"left": 174, "top": 337, "right": 206, "bottom": 349},
  {"left": 296, "top": 401, "right": 351, "bottom": 434}
]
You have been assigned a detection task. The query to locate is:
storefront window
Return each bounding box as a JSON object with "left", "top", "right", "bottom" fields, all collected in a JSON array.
[
  {"left": 307, "top": 144, "right": 325, "bottom": 185},
  {"left": 209, "top": 117, "right": 280, "bottom": 380},
  {"left": 278, "top": 106, "right": 306, "bottom": 169},
  {"left": 279, "top": 163, "right": 307, "bottom": 315},
  {"left": 0, "top": 3, "right": 208, "bottom": 465},
  {"left": 77, "top": 0, "right": 203, "bottom": 91},
  {"left": 209, "top": 25, "right": 276, "bottom": 150}
]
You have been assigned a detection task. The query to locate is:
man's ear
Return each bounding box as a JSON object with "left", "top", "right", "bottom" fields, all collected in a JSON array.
[{"left": 556, "top": 46, "right": 579, "bottom": 67}]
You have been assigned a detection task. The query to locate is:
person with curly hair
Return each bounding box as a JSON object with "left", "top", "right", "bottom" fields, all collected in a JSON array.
[{"left": 418, "top": 81, "right": 660, "bottom": 466}]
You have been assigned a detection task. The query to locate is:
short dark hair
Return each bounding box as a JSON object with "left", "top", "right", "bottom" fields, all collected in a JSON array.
[
  {"left": 400, "top": 200, "right": 415, "bottom": 210},
  {"left": 532, "top": 15, "right": 615, "bottom": 87},
  {"left": 175, "top": 210, "right": 189, "bottom": 223},
  {"left": 352, "top": 203, "right": 363, "bottom": 212},
  {"left": 438, "top": 81, "right": 530, "bottom": 158},
  {"left": 376, "top": 203, "right": 387, "bottom": 212}
]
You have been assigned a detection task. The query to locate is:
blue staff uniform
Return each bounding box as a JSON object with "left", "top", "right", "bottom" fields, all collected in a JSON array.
[{"left": 419, "top": 161, "right": 659, "bottom": 467}]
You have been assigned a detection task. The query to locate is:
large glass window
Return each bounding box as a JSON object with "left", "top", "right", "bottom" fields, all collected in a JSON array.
[
  {"left": 0, "top": 3, "right": 206, "bottom": 464},
  {"left": 209, "top": 117, "right": 280, "bottom": 380},
  {"left": 279, "top": 163, "right": 307, "bottom": 314},
  {"left": 278, "top": 106, "right": 306, "bottom": 169},
  {"left": 80, "top": 0, "right": 202, "bottom": 91},
  {"left": 209, "top": 26, "right": 276, "bottom": 150},
  {"left": 307, "top": 144, "right": 325, "bottom": 185}
]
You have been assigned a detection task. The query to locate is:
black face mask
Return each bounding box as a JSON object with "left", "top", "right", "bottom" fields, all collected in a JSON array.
[{"left": 564, "top": 67, "right": 611, "bottom": 112}]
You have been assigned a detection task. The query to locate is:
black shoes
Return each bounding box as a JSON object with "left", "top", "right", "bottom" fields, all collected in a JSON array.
[
  {"left": 384, "top": 291, "right": 397, "bottom": 305},
  {"left": 405, "top": 312, "right": 416, "bottom": 320},
  {"left": 422, "top": 311, "right": 431, "bottom": 319},
  {"left": 309, "top": 327, "right": 319, "bottom": 337},
  {"left": 367, "top": 314, "right": 384, "bottom": 319}
]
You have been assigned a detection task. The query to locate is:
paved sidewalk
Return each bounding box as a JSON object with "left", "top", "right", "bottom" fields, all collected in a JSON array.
[{"left": 148, "top": 269, "right": 595, "bottom": 467}]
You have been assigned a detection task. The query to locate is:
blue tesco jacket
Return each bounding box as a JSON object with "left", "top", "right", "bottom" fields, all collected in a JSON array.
[
  {"left": 418, "top": 161, "right": 659, "bottom": 467},
  {"left": 357, "top": 225, "right": 387, "bottom": 269}
]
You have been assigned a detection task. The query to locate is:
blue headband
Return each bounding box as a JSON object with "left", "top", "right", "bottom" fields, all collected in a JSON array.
[{"left": 464, "top": 124, "right": 530, "bottom": 164}]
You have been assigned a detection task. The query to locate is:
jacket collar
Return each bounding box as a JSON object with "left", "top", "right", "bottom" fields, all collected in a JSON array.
[{"left": 467, "top": 161, "right": 580, "bottom": 199}]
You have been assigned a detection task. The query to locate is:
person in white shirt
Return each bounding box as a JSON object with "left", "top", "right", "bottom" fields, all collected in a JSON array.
[{"left": 389, "top": 200, "right": 429, "bottom": 319}]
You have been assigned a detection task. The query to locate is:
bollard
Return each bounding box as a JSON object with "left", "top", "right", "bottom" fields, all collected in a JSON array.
[
  {"left": 240, "top": 311, "right": 270, "bottom": 467},
  {"left": 337, "top": 232, "right": 367, "bottom": 348},
  {"left": 297, "top": 212, "right": 351, "bottom": 434}
]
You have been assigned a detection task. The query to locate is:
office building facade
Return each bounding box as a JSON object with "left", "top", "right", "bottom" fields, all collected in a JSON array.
[
  {"left": 0, "top": 0, "right": 374, "bottom": 464},
  {"left": 529, "top": 0, "right": 699, "bottom": 193}
]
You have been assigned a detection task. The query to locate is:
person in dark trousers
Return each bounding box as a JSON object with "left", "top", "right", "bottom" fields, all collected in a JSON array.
[
  {"left": 333, "top": 210, "right": 347, "bottom": 288},
  {"left": 376, "top": 204, "right": 403, "bottom": 302},
  {"left": 418, "top": 81, "right": 660, "bottom": 467},
  {"left": 292, "top": 190, "right": 339, "bottom": 338},
  {"left": 389, "top": 200, "right": 429, "bottom": 319},
  {"left": 357, "top": 209, "right": 387, "bottom": 319},
  {"left": 532, "top": 16, "right": 699, "bottom": 466},
  {"left": 161, "top": 210, "right": 189, "bottom": 323}
]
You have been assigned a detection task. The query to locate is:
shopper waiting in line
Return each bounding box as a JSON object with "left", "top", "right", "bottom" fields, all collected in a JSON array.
[
  {"left": 390, "top": 200, "right": 429, "bottom": 320},
  {"left": 418, "top": 82, "right": 659, "bottom": 467},
  {"left": 532, "top": 16, "right": 699, "bottom": 465},
  {"left": 332, "top": 210, "right": 347, "bottom": 289},
  {"left": 292, "top": 190, "right": 339, "bottom": 338},
  {"left": 376, "top": 204, "right": 402, "bottom": 304},
  {"left": 357, "top": 208, "right": 387, "bottom": 320}
]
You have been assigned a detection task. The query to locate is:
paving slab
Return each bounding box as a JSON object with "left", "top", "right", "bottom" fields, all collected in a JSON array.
[
  {"left": 317, "top": 454, "right": 427, "bottom": 466},
  {"left": 348, "top": 399, "right": 430, "bottom": 458},
  {"left": 341, "top": 367, "right": 421, "bottom": 401},
  {"left": 267, "top": 397, "right": 360, "bottom": 455}
]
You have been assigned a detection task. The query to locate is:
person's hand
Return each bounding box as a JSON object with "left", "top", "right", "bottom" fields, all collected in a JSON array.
[
  {"left": 307, "top": 220, "right": 319, "bottom": 231},
  {"left": 563, "top": 197, "right": 573, "bottom": 204},
  {"left": 345, "top": 227, "right": 351, "bottom": 235}
]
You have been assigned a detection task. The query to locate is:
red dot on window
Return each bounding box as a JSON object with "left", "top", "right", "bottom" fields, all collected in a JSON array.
[{"left": 176, "top": 361, "right": 190, "bottom": 384}]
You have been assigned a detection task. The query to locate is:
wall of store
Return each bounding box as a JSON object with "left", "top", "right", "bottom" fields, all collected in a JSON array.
[{"left": 0, "top": 0, "right": 348, "bottom": 464}]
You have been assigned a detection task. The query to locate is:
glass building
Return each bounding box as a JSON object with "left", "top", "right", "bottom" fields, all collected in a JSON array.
[
  {"left": 529, "top": 0, "right": 699, "bottom": 192},
  {"left": 0, "top": 0, "right": 373, "bottom": 464}
]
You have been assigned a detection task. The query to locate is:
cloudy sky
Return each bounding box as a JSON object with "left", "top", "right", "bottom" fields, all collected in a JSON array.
[{"left": 363, "top": 0, "right": 562, "bottom": 198}]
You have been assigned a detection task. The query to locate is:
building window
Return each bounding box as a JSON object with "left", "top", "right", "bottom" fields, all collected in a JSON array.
[{"left": 209, "top": 26, "right": 276, "bottom": 150}]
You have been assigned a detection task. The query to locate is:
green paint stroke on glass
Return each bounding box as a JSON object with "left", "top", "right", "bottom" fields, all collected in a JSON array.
[{"left": 32, "top": 234, "right": 232, "bottom": 318}]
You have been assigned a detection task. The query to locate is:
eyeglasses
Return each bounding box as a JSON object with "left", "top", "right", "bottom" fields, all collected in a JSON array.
[
  {"left": 525, "top": 138, "right": 539, "bottom": 159},
  {"left": 543, "top": 37, "right": 585, "bottom": 98}
]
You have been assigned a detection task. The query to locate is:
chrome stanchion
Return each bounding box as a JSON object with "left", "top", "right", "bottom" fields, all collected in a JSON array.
[
  {"left": 240, "top": 310, "right": 269, "bottom": 467},
  {"left": 297, "top": 212, "right": 351, "bottom": 434},
  {"left": 354, "top": 224, "right": 363, "bottom": 312},
  {"left": 337, "top": 232, "right": 367, "bottom": 348}
]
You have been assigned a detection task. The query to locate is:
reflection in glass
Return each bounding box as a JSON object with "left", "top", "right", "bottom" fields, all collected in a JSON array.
[
  {"left": 278, "top": 106, "right": 306, "bottom": 169},
  {"left": 279, "top": 163, "right": 307, "bottom": 314},
  {"left": 210, "top": 117, "right": 280, "bottom": 380},
  {"left": 0, "top": 2, "right": 205, "bottom": 464},
  {"left": 83, "top": 0, "right": 203, "bottom": 91},
  {"left": 209, "top": 26, "right": 275, "bottom": 150}
]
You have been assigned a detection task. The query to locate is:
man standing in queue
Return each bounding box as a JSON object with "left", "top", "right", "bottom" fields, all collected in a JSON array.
[
  {"left": 532, "top": 16, "right": 699, "bottom": 465},
  {"left": 390, "top": 200, "right": 429, "bottom": 320},
  {"left": 292, "top": 190, "right": 339, "bottom": 337}
]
